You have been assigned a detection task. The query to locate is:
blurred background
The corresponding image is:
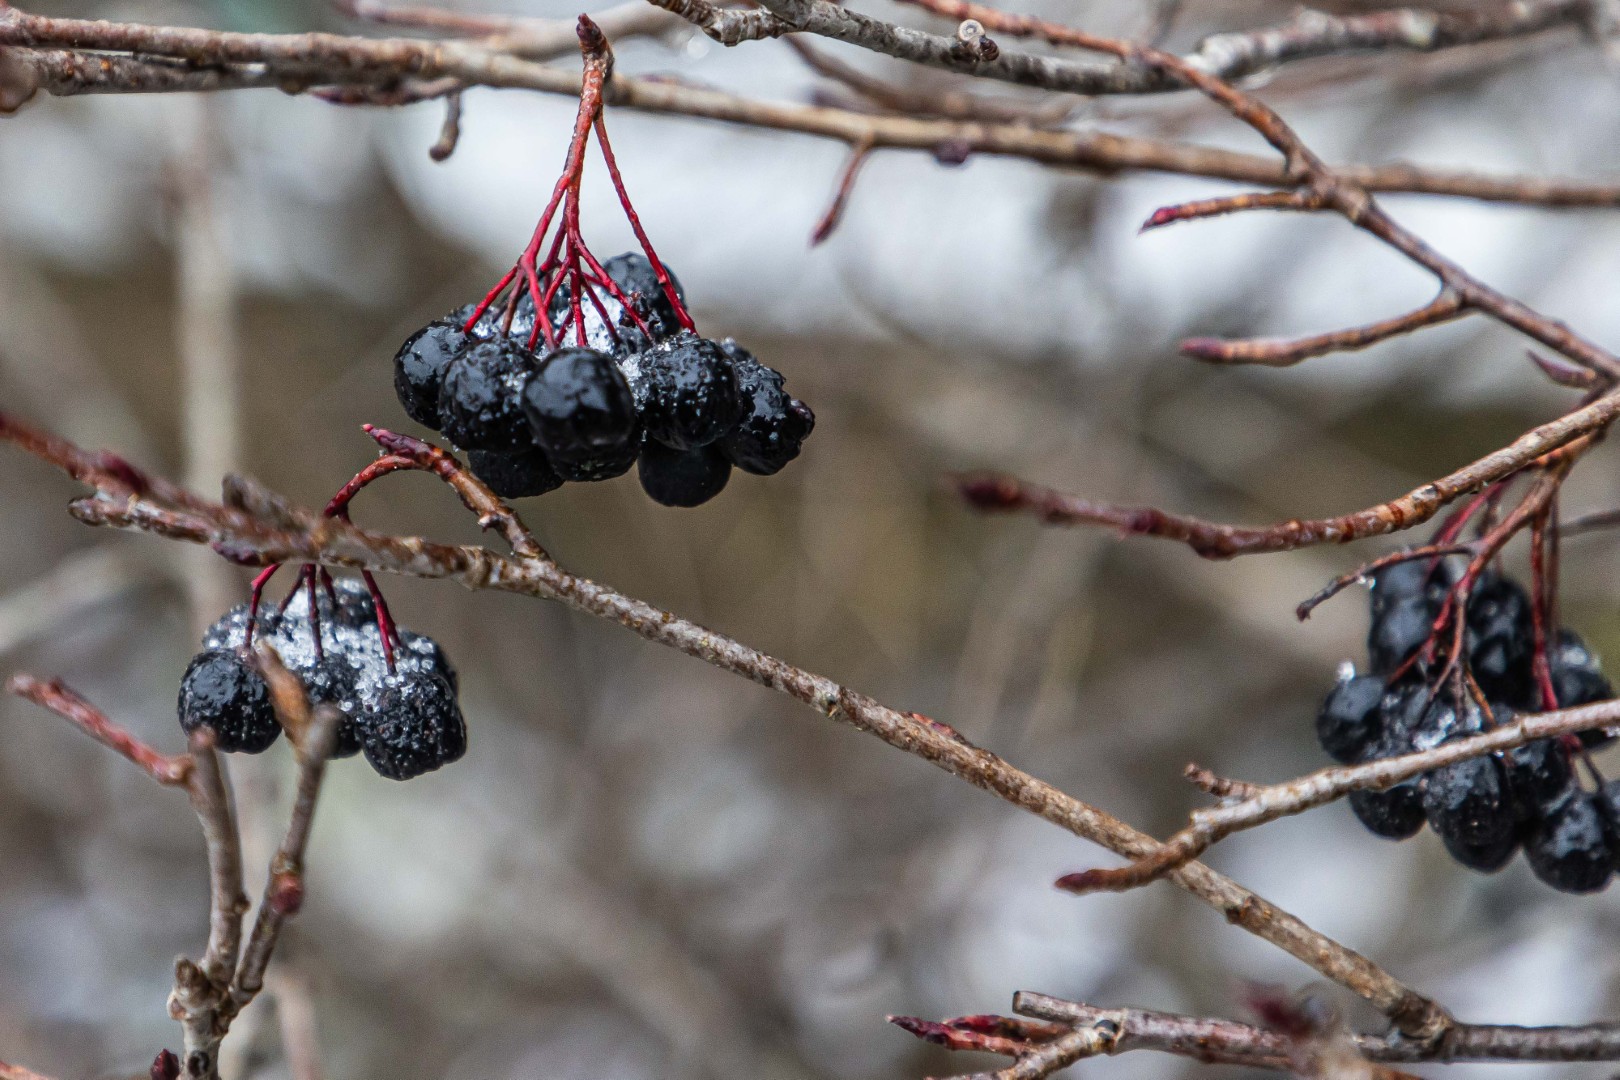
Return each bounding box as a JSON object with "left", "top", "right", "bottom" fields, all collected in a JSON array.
[{"left": 5, "top": 1, "right": 1620, "bottom": 1077}]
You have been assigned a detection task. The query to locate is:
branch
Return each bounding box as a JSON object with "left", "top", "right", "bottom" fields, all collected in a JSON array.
[
  {"left": 228, "top": 658, "right": 341, "bottom": 1017},
  {"left": 956, "top": 400, "right": 1617, "bottom": 558},
  {"left": 1179, "top": 288, "right": 1469, "bottom": 367},
  {"left": 1057, "top": 698, "right": 1620, "bottom": 895},
  {"left": 0, "top": 412, "right": 1449, "bottom": 1038},
  {"left": 4, "top": 9, "right": 1620, "bottom": 211},
  {"left": 855, "top": 0, "right": 1620, "bottom": 380},
  {"left": 704, "top": 0, "right": 1598, "bottom": 97},
  {"left": 6, "top": 674, "right": 192, "bottom": 784},
  {"left": 1015, "top": 993, "right": 1620, "bottom": 1066}
]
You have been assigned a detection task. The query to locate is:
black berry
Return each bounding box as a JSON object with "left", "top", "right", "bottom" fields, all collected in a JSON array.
[
  {"left": 603, "top": 251, "right": 685, "bottom": 340},
  {"left": 634, "top": 333, "right": 742, "bottom": 451},
  {"left": 1503, "top": 732, "right": 1574, "bottom": 819},
  {"left": 469, "top": 445, "right": 564, "bottom": 500},
  {"left": 1349, "top": 782, "right": 1426, "bottom": 840},
  {"left": 361, "top": 672, "right": 467, "bottom": 781},
  {"left": 178, "top": 648, "right": 280, "bottom": 754},
  {"left": 638, "top": 441, "right": 732, "bottom": 507},
  {"left": 520, "top": 347, "right": 641, "bottom": 469},
  {"left": 1422, "top": 746, "right": 1517, "bottom": 872},
  {"left": 393, "top": 320, "right": 468, "bottom": 429},
  {"left": 397, "top": 628, "right": 459, "bottom": 695},
  {"left": 1594, "top": 779, "right": 1620, "bottom": 851},
  {"left": 439, "top": 338, "right": 541, "bottom": 452},
  {"left": 1525, "top": 790, "right": 1614, "bottom": 893},
  {"left": 1316, "top": 674, "right": 1385, "bottom": 764},
  {"left": 719, "top": 340, "right": 815, "bottom": 475},
  {"left": 550, "top": 438, "right": 642, "bottom": 483},
  {"left": 1465, "top": 573, "right": 1533, "bottom": 701},
  {"left": 303, "top": 657, "right": 363, "bottom": 759}
]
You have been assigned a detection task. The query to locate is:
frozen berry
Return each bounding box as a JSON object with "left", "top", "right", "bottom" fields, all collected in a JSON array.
[
  {"left": 549, "top": 285, "right": 644, "bottom": 358},
  {"left": 1349, "top": 783, "right": 1426, "bottom": 840},
  {"left": 631, "top": 333, "right": 741, "bottom": 446},
  {"left": 328, "top": 578, "right": 379, "bottom": 629},
  {"left": 303, "top": 657, "right": 363, "bottom": 759},
  {"left": 361, "top": 672, "right": 466, "bottom": 781},
  {"left": 468, "top": 445, "right": 564, "bottom": 500},
  {"left": 1525, "top": 790, "right": 1613, "bottom": 893},
  {"left": 1594, "top": 780, "right": 1620, "bottom": 852},
  {"left": 439, "top": 339, "right": 541, "bottom": 452},
  {"left": 1422, "top": 747, "right": 1517, "bottom": 872},
  {"left": 638, "top": 442, "right": 732, "bottom": 507},
  {"left": 604, "top": 251, "right": 685, "bottom": 340},
  {"left": 450, "top": 296, "right": 535, "bottom": 343},
  {"left": 1317, "top": 674, "right": 1385, "bottom": 764},
  {"left": 178, "top": 648, "right": 280, "bottom": 754},
  {"left": 393, "top": 320, "right": 468, "bottom": 429},
  {"left": 1368, "top": 559, "right": 1439, "bottom": 615},
  {"left": 1466, "top": 573, "right": 1532, "bottom": 700},
  {"left": 1549, "top": 629, "right": 1615, "bottom": 746},
  {"left": 397, "top": 628, "right": 459, "bottom": 695},
  {"left": 1550, "top": 629, "right": 1613, "bottom": 707},
  {"left": 634, "top": 333, "right": 742, "bottom": 450},
  {"left": 719, "top": 340, "right": 815, "bottom": 475},
  {"left": 521, "top": 347, "right": 641, "bottom": 468},
  {"left": 1503, "top": 732, "right": 1574, "bottom": 818},
  {"left": 552, "top": 439, "right": 642, "bottom": 483}
]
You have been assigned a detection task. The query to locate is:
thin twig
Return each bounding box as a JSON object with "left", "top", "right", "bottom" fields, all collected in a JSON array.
[
  {"left": 810, "top": 134, "right": 874, "bottom": 244},
  {"left": 1180, "top": 289, "right": 1469, "bottom": 368},
  {"left": 229, "top": 688, "right": 340, "bottom": 1016},
  {"left": 5, "top": 674, "right": 192, "bottom": 784},
  {"left": 429, "top": 88, "right": 461, "bottom": 160},
  {"left": 956, "top": 404, "right": 1615, "bottom": 559},
  {"left": 0, "top": 1062, "right": 58, "bottom": 1080}
]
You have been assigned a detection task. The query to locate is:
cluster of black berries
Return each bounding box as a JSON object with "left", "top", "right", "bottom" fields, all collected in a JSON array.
[
  {"left": 1317, "top": 559, "right": 1620, "bottom": 893},
  {"left": 392, "top": 253, "right": 815, "bottom": 507},
  {"left": 178, "top": 578, "right": 465, "bottom": 780}
]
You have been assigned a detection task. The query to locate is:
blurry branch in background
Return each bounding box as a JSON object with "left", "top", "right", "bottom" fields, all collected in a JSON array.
[
  {"left": 4, "top": 661, "right": 341, "bottom": 1080},
  {"left": 5, "top": 7, "right": 1620, "bottom": 209}
]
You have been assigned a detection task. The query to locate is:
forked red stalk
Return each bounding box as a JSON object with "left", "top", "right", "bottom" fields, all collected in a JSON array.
[
  {"left": 463, "top": 15, "right": 696, "bottom": 353},
  {"left": 242, "top": 454, "right": 418, "bottom": 672}
]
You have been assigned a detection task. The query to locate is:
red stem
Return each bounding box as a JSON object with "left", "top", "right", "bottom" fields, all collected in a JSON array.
[{"left": 593, "top": 114, "right": 697, "bottom": 333}]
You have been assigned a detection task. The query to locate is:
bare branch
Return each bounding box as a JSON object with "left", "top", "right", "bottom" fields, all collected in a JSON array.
[
  {"left": 0, "top": 1061, "right": 58, "bottom": 1080},
  {"left": 6, "top": 674, "right": 192, "bottom": 784},
  {"left": 956, "top": 401, "right": 1616, "bottom": 559},
  {"left": 1015, "top": 993, "right": 1620, "bottom": 1065},
  {"left": 0, "top": 413, "right": 1450, "bottom": 1037},
  {"left": 1140, "top": 188, "right": 1326, "bottom": 231},
  {"left": 229, "top": 680, "right": 340, "bottom": 1015},
  {"left": 428, "top": 88, "right": 461, "bottom": 160},
  {"left": 1058, "top": 698, "right": 1620, "bottom": 895},
  {"left": 810, "top": 134, "right": 874, "bottom": 245},
  {"left": 3, "top": 10, "right": 1620, "bottom": 211},
  {"left": 1179, "top": 289, "right": 1470, "bottom": 367}
]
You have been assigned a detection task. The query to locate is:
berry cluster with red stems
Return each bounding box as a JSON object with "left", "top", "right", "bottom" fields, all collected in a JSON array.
[
  {"left": 178, "top": 448, "right": 468, "bottom": 781},
  {"left": 393, "top": 18, "right": 813, "bottom": 508},
  {"left": 1318, "top": 553, "right": 1620, "bottom": 893}
]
